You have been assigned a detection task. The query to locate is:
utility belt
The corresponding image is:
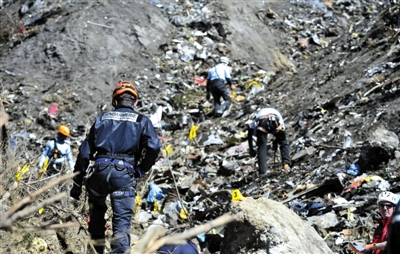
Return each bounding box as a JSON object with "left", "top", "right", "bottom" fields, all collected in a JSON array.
[
  {"left": 95, "top": 157, "right": 135, "bottom": 170},
  {"left": 93, "top": 155, "right": 142, "bottom": 178},
  {"left": 83, "top": 155, "right": 140, "bottom": 198},
  {"left": 87, "top": 185, "right": 135, "bottom": 198}
]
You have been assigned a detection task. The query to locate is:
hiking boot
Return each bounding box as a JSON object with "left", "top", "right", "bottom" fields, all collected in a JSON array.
[{"left": 283, "top": 164, "right": 291, "bottom": 172}]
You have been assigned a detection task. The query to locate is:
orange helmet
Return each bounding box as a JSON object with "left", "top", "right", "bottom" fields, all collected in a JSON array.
[
  {"left": 112, "top": 81, "right": 139, "bottom": 107},
  {"left": 58, "top": 125, "right": 70, "bottom": 137}
]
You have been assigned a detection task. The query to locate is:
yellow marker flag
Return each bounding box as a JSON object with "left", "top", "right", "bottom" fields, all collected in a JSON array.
[
  {"left": 38, "top": 207, "right": 44, "bottom": 214},
  {"left": 165, "top": 144, "right": 172, "bottom": 154},
  {"left": 179, "top": 207, "right": 188, "bottom": 219},
  {"left": 247, "top": 81, "right": 261, "bottom": 89},
  {"left": 134, "top": 193, "right": 141, "bottom": 213},
  {"left": 231, "top": 91, "right": 236, "bottom": 98},
  {"left": 153, "top": 200, "right": 159, "bottom": 213},
  {"left": 15, "top": 163, "right": 30, "bottom": 181},
  {"left": 188, "top": 125, "right": 199, "bottom": 140},
  {"left": 231, "top": 189, "right": 245, "bottom": 201}
]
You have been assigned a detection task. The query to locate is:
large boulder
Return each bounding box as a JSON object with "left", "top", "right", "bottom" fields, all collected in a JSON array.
[
  {"left": 221, "top": 197, "right": 333, "bottom": 254},
  {"left": 357, "top": 127, "right": 399, "bottom": 172}
]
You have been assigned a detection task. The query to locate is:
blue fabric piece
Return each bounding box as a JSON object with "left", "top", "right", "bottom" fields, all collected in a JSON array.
[
  {"left": 146, "top": 182, "right": 165, "bottom": 202},
  {"left": 363, "top": 248, "right": 374, "bottom": 253},
  {"left": 310, "top": 202, "right": 326, "bottom": 209},
  {"left": 288, "top": 200, "right": 307, "bottom": 215},
  {"left": 10, "top": 136, "right": 15, "bottom": 151},
  {"left": 197, "top": 233, "right": 206, "bottom": 242},
  {"left": 158, "top": 241, "right": 199, "bottom": 254},
  {"left": 347, "top": 163, "right": 360, "bottom": 176}
]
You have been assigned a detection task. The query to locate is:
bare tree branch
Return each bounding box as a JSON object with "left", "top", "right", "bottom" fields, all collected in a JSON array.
[
  {"left": 132, "top": 225, "right": 167, "bottom": 254},
  {"left": 11, "top": 222, "right": 78, "bottom": 233},
  {"left": 0, "top": 173, "right": 77, "bottom": 232},
  {"left": 9, "top": 193, "right": 67, "bottom": 222},
  {"left": 132, "top": 213, "right": 239, "bottom": 254},
  {"left": 6, "top": 172, "right": 77, "bottom": 217}
]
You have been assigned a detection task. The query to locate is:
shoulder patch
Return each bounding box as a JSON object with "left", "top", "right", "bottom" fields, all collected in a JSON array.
[{"left": 101, "top": 112, "right": 139, "bottom": 122}]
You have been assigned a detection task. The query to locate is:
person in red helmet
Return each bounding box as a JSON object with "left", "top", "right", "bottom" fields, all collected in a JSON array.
[{"left": 70, "top": 81, "right": 161, "bottom": 254}]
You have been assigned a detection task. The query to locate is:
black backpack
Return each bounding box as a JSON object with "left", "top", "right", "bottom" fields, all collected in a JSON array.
[
  {"left": 258, "top": 115, "right": 279, "bottom": 133},
  {"left": 52, "top": 139, "right": 63, "bottom": 159}
]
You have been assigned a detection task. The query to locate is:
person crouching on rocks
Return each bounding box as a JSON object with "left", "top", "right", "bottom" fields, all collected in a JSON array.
[
  {"left": 37, "top": 125, "right": 74, "bottom": 176},
  {"left": 247, "top": 107, "right": 291, "bottom": 175}
]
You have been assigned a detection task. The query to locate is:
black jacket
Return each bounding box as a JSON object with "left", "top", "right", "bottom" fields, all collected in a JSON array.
[{"left": 73, "top": 106, "right": 161, "bottom": 185}]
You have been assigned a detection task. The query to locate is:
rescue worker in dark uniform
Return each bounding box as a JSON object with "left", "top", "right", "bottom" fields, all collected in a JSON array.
[
  {"left": 206, "top": 56, "right": 234, "bottom": 117},
  {"left": 70, "top": 81, "right": 161, "bottom": 254}
]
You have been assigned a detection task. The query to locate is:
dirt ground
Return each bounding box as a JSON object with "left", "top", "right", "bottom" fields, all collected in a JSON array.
[{"left": 1, "top": 0, "right": 400, "bottom": 253}]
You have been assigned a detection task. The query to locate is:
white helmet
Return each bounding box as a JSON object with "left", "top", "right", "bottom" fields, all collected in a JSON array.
[
  {"left": 220, "top": 56, "right": 230, "bottom": 64},
  {"left": 377, "top": 191, "right": 398, "bottom": 205}
]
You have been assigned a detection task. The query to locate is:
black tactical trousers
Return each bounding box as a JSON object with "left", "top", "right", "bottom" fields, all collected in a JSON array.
[
  {"left": 87, "top": 163, "right": 136, "bottom": 254},
  {"left": 208, "top": 79, "right": 231, "bottom": 116},
  {"left": 256, "top": 130, "right": 291, "bottom": 175}
]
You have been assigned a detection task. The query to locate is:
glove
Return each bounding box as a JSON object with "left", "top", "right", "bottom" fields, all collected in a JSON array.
[
  {"left": 70, "top": 184, "right": 82, "bottom": 201},
  {"left": 206, "top": 93, "right": 210, "bottom": 101},
  {"left": 361, "top": 244, "right": 376, "bottom": 254},
  {"left": 146, "top": 182, "right": 165, "bottom": 203},
  {"left": 249, "top": 149, "right": 257, "bottom": 157},
  {"left": 349, "top": 242, "right": 363, "bottom": 253}
]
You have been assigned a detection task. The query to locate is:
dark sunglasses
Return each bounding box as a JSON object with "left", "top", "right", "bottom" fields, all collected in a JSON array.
[{"left": 379, "top": 204, "right": 395, "bottom": 209}]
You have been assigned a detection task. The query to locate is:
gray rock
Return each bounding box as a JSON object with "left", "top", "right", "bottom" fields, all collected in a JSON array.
[{"left": 221, "top": 197, "right": 333, "bottom": 254}]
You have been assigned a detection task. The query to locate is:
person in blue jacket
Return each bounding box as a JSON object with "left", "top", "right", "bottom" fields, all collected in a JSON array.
[
  {"left": 70, "top": 81, "right": 161, "bottom": 254},
  {"left": 206, "top": 56, "right": 234, "bottom": 117}
]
